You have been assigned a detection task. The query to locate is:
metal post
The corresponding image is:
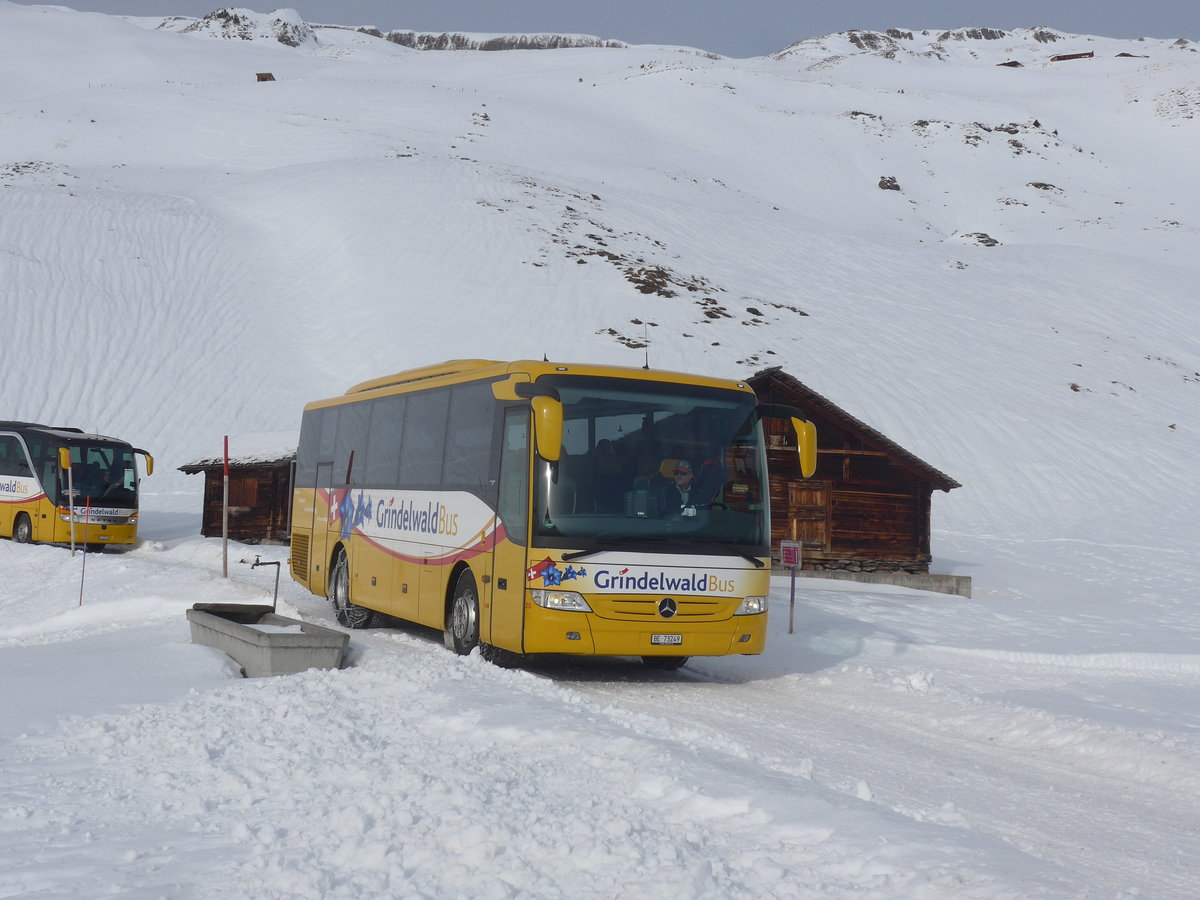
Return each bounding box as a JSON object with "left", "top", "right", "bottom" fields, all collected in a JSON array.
[
  {"left": 222, "top": 435, "right": 229, "bottom": 578},
  {"left": 780, "top": 539, "right": 802, "bottom": 635},
  {"left": 67, "top": 463, "right": 76, "bottom": 557},
  {"left": 788, "top": 567, "right": 796, "bottom": 635},
  {"left": 78, "top": 499, "right": 90, "bottom": 606}
]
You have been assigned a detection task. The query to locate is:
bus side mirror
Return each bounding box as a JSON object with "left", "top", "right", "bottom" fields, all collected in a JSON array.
[
  {"left": 792, "top": 417, "right": 817, "bottom": 478},
  {"left": 531, "top": 396, "right": 563, "bottom": 463},
  {"left": 134, "top": 448, "right": 154, "bottom": 476},
  {"left": 58, "top": 447, "right": 71, "bottom": 470}
]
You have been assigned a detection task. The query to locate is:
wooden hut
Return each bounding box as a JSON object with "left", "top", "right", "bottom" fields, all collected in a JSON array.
[
  {"left": 178, "top": 433, "right": 296, "bottom": 544},
  {"left": 1050, "top": 51, "right": 1094, "bottom": 62},
  {"left": 748, "top": 368, "right": 960, "bottom": 576}
]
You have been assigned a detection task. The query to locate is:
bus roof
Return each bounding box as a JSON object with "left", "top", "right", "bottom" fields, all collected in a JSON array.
[
  {"left": 308, "top": 360, "right": 758, "bottom": 409},
  {"left": 0, "top": 421, "right": 130, "bottom": 445}
]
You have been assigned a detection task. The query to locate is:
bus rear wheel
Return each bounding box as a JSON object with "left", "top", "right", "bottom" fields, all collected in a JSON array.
[
  {"left": 13, "top": 514, "right": 32, "bottom": 544},
  {"left": 328, "top": 548, "right": 377, "bottom": 629},
  {"left": 445, "top": 570, "right": 479, "bottom": 656}
]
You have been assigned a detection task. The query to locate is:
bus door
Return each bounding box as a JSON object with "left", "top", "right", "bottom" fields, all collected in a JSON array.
[
  {"left": 32, "top": 442, "right": 61, "bottom": 543},
  {"left": 303, "top": 408, "right": 342, "bottom": 595},
  {"left": 486, "top": 409, "right": 530, "bottom": 651},
  {"left": 306, "top": 460, "right": 334, "bottom": 595}
]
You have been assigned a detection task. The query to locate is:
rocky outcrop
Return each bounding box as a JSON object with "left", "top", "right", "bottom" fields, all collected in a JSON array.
[
  {"left": 375, "top": 30, "right": 626, "bottom": 51},
  {"left": 177, "top": 8, "right": 316, "bottom": 47}
]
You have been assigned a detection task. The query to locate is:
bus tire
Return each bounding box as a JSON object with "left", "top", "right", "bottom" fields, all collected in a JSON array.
[
  {"left": 13, "top": 514, "right": 33, "bottom": 544},
  {"left": 445, "top": 569, "right": 480, "bottom": 656},
  {"left": 641, "top": 656, "right": 689, "bottom": 670},
  {"left": 328, "top": 548, "right": 377, "bottom": 629}
]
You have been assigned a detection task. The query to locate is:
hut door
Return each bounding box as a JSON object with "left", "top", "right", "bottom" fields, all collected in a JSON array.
[{"left": 788, "top": 481, "right": 830, "bottom": 551}]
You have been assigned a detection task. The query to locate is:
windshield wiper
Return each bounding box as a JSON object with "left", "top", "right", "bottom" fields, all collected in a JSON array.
[
  {"left": 685, "top": 537, "right": 766, "bottom": 568},
  {"left": 561, "top": 535, "right": 667, "bottom": 562}
]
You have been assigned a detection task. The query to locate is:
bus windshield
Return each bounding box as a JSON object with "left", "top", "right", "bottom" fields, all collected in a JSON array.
[
  {"left": 56, "top": 442, "right": 139, "bottom": 509},
  {"left": 532, "top": 377, "right": 769, "bottom": 554}
]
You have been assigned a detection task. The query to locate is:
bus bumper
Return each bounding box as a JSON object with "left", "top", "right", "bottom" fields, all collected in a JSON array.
[
  {"left": 521, "top": 608, "right": 767, "bottom": 657},
  {"left": 51, "top": 519, "right": 139, "bottom": 547}
]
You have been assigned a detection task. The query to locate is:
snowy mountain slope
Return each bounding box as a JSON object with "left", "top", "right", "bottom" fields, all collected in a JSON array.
[
  {"left": 2, "top": 6, "right": 1200, "bottom": 897},
  {"left": 165, "top": 6, "right": 317, "bottom": 47},
  {"left": 9, "top": 4, "right": 1200, "bottom": 608},
  {"left": 1, "top": 5, "right": 1196, "bottom": 596},
  {"left": 775, "top": 25, "right": 1198, "bottom": 66},
  {"left": 147, "top": 7, "right": 631, "bottom": 53}
]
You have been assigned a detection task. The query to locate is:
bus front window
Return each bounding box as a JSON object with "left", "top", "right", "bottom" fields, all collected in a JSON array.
[
  {"left": 65, "top": 444, "right": 138, "bottom": 508},
  {"left": 532, "top": 378, "right": 769, "bottom": 556}
]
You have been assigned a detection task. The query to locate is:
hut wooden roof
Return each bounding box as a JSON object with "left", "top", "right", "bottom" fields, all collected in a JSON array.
[
  {"left": 178, "top": 431, "right": 297, "bottom": 474},
  {"left": 749, "top": 367, "right": 961, "bottom": 492}
]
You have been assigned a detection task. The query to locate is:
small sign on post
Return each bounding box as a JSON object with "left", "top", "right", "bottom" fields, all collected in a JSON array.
[{"left": 780, "top": 540, "right": 802, "bottom": 635}]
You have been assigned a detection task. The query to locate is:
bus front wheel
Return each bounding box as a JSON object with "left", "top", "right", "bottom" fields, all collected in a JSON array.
[
  {"left": 13, "top": 514, "right": 32, "bottom": 544},
  {"left": 445, "top": 570, "right": 479, "bottom": 656},
  {"left": 328, "top": 548, "right": 377, "bottom": 629}
]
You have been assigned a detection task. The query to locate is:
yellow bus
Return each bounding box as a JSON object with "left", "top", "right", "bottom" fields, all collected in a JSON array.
[
  {"left": 289, "top": 360, "right": 816, "bottom": 667},
  {"left": 0, "top": 421, "right": 154, "bottom": 549}
]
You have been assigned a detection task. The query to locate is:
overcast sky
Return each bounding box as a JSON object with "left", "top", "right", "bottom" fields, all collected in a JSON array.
[{"left": 29, "top": 1, "right": 1200, "bottom": 57}]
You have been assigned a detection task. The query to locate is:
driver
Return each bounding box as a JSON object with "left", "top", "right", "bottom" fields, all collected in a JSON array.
[
  {"left": 661, "top": 459, "right": 698, "bottom": 518},
  {"left": 102, "top": 467, "right": 127, "bottom": 498}
]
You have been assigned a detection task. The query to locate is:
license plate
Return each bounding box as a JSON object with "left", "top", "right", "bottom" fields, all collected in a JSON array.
[{"left": 651, "top": 634, "right": 682, "bottom": 646}]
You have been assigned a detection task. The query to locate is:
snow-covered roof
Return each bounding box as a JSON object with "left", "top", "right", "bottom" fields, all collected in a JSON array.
[{"left": 178, "top": 431, "right": 297, "bottom": 472}]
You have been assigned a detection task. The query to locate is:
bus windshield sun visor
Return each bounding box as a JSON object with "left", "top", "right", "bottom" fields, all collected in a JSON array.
[{"left": 512, "top": 383, "right": 561, "bottom": 402}]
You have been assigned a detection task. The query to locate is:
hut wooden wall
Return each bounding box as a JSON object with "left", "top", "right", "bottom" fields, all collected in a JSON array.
[
  {"left": 200, "top": 465, "right": 291, "bottom": 544},
  {"left": 755, "top": 379, "right": 940, "bottom": 574}
]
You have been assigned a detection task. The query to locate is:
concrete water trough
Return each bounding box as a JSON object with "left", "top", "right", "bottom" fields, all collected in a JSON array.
[{"left": 186, "top": 603, "right": 349, "bottom": 678}]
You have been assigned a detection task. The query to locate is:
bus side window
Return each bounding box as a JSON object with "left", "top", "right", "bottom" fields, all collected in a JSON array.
[
  {"left": 335, "top": 404, "right": 370, "bottom": 486},
  {"left": 363, "top": 395, "right": 405, "bottom": 486},
  {"left": 399, "top": 390, "right": 450, "bottom": 486},
  {"left": 0, "top": 436, "right": 29, "bottom": 476},
  {"left": 444, "top": 383, "right": 494, "bottom": 490}
]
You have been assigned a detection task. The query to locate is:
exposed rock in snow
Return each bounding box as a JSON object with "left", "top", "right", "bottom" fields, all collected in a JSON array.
[
  {"left": 771, "top": 26, "right": 1193, "bottom": 65},
  {"left": 168, "top": 8, "right": 316, "bottom": 48},
  {"left": 152, "top": 10, "right": 625, "bottom": 53},
  {"left": 364, "top": 28, "right": 626, "bottom": 52}
]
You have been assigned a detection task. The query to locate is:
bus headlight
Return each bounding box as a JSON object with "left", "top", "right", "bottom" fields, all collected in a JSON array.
[
  {"left": 531, "top": 589, "right": 592, "bottom": 612},
  {"left": 734, "top": 595, "right": 768, "bottom": 615}
]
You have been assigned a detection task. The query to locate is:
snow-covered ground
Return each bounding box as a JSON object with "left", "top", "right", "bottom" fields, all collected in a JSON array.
[{"left": 1, "top": 5, "right": 1198, "bottom": 897}]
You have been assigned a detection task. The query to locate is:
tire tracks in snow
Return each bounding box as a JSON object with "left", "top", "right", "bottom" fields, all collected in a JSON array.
[{"left": 561, "top": 656, "right": 1200, "bottom": 898}]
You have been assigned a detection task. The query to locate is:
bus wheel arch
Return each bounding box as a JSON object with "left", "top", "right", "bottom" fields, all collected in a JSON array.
[
  {"left": 13, "top": 513, "right": 33, "bottom": 544},
  {"left": 328, "top": 543, "right": 377, "bottom": 629},
  {"left": 444, "top": 564, "right": 480, "bottom": 655}
]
